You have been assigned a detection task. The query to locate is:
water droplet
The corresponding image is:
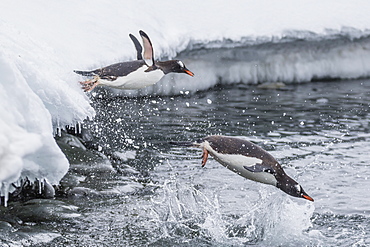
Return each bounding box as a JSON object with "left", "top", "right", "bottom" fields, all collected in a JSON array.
[{"left": 125, "top": 139, "right": 134, "bottom": 144}]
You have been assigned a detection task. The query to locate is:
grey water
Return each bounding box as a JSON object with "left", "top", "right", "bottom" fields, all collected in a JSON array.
[{"left": 2, "top": 79, "right": 370, "bottom": 246}]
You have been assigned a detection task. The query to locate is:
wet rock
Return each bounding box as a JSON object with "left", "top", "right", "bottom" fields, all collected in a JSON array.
[
  {"left": 9, "top": 199, "right": 80, "bottom": 222},
  {"left": 0, "top": 226, "right": 60, "bottom": 246},
  {"left": 58, "top": 173, "right": 86, "bottom": 191},
  {"left": 0, "top": 220, "right": 14, "bottom": 232},
  {"left": 67, "top": 187, "right": 101, "bottom": 199},
  {"left": 56, "top": 132, "right": 107, "bottom": 165},
  {"left": 54, "top": 130, "right": 145, "bottom": 204},
  {"left": 115, "top": 164, "right": 141, "bottom": 176},
  {"left": 59, "top": 133, "right": 86, "bottom": 150},
  {"left": 56, "top": 132, "right": 116, "bottom": 177},
  {"left": 56, "top": 173, "right": 86, "bottom": 198},
  {"left": 111, "top": 150, "right": 137, "bottom": 162},
  {"left": 0, "top": 205, "right": 22, "bottom": 226},
  {"left": 69, "top": 160, "right": 115, "bottom": 177},
  {"left": 9, "top": 178, "right": 55, "bottom": 202}
]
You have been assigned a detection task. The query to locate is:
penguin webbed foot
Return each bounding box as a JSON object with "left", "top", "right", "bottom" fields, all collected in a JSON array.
[
  {"left": 201, "top": 149, "right": 209, "bottom": 167},
  {"left": 79, "top": 76, "right": 100, "bottom": 92}
]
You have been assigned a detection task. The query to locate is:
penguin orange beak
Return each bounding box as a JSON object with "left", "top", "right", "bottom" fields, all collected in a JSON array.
[
  {"left": 184, "top": 69, "right": 194, "bottom": 76},
  {"left": 302, "top": 194, "right": 314, "bottom": 202}
]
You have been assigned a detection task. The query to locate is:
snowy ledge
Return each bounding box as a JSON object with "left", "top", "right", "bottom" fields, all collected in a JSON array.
[{"left": 0, "top": 22, "right": 94, "bottom": 206}]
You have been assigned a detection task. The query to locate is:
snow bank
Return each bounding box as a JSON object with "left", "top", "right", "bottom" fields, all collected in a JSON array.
[
  {"left": 0, "top": 52, "right": 69, "bottom": 205},
  {"left": 0, "top": 14, "right": 94, "bottom": 202}
]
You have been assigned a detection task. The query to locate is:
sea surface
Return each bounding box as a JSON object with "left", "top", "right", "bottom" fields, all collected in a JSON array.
[{"left": 2, "top": 79, "right": 370, "bottom": 246}]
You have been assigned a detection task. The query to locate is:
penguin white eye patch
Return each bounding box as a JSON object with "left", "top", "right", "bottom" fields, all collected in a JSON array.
[
  {"left": 177, "top": 61, "right": 184, "bottom": 68},
  {"left": 295, "top": 184, "right": 301, "bottom": 192}
]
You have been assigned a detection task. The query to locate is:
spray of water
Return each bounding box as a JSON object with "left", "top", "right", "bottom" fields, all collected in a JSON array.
[{"left": 147, "top": 161, "right": 317, "bottom": 246}]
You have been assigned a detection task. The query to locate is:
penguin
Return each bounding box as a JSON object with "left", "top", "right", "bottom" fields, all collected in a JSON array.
[
  {"left": 74, "top": 30, "right": 194, "bottom": 92},
  {"left": 170, "top": 135, "right": 314, "bottom": 201}
]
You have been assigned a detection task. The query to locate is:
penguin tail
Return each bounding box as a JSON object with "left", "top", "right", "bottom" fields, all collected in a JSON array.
[{"left": 74, "top": 70, "right": 95, "bottom": 76}]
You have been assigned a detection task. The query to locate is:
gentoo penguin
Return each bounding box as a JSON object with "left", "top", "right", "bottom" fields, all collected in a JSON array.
[
  {"left": 74, "top": 30, "right": 194, "bottom": 92},
  {"left": 170, "top": 135, "right": 314, "bottom": 201}
]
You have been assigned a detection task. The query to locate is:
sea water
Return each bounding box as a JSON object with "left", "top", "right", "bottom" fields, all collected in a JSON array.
[{"left": 13, "top": 79, "right": 366, "bottom": 247}]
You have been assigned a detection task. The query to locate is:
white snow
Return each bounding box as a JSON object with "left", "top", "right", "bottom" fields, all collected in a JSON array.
[
  {"left": 1, "top": 0, "right": 370, "bottom": 203},
  {"left": 0, "top": 52, "right": 70, "bottom": 206}
]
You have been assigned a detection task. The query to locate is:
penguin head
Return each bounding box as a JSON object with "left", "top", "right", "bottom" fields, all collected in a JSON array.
[
  {"left": 172, "top": 60, "right": 194, "bottom": 76},
  {"left": 157, "top": 60, "right": 194, "bottom": 76},
  {"left": 277, "top": 176, "right": 314, "bottom": 202}
]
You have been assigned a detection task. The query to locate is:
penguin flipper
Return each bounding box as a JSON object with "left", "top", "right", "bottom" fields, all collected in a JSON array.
[
  {"left": 129, "top": 34, "right": 143, "bottom": 60},
  {"left": 243, "top": 164, "right": 274, "bottom": 174},
  {"left": 139, "top": 30, "right": 154, "bottom": 66}
]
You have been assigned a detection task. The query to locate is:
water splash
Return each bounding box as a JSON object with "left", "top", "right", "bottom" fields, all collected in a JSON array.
[
  {"left": 149, "top": 176, "right": 227, "bottom": 244},
  {"left": 148, "top": 164, "right": 316, "bottom": 246}
]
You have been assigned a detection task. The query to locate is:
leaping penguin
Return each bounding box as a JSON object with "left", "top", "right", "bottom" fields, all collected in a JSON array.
[
  {"left": 74, "top": 30, "right": 194, "bottom": 92},
  {"left": 170, "top": 135, "right": 314, "bottom": 201}
]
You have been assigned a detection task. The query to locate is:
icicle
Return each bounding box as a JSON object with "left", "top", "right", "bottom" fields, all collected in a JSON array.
[
  {"left": 1, "top": 182, "right": 9, "bottom": 207},
  {"left": 77, "top": 122, "right": 82, "bottom": 134},
  {"left": 38, "top": 178, "right": 42, "bottom": 194},
  {"left": 56, "top": 117, "right": 61, "bottom": 137},
  {"left": 0, "top": 182, "right": 2, "bottom": 206},
  {"left": 4, "top": 191, "right": 8, "bottom": 207},
  {"left": 42, "top": 178, "right": 55, "bottom": 199}
]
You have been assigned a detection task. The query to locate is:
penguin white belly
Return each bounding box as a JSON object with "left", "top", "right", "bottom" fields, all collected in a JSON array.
[
  {"left": 211, "top": 152, "right": 277, "bottom": 186},
  {"left": 100, "top": 67, "right": 164, "bottom": 89},
  {"left": 201, "top": 141, "right": 277, "bottom": 186}
]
